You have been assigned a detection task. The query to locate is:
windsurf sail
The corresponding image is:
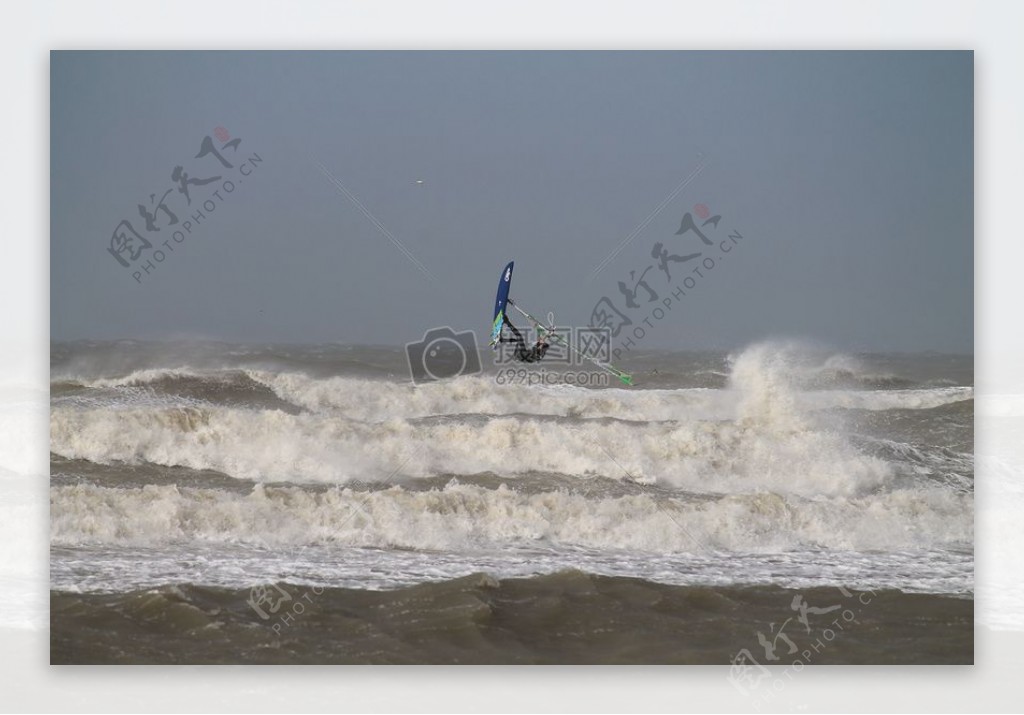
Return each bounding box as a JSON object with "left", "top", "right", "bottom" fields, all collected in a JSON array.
[{"left": 489, "top": 260, "right": 514, "bottom": 346}]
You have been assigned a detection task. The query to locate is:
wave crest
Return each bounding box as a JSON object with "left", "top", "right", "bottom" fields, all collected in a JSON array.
[{"left": 51, "top": 482, "right": 972, "bottom": 552}]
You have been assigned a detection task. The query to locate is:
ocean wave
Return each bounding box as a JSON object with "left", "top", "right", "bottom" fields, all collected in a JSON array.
[
  {"left": 50, "top": 575, "right": 974, "bottom": 664},
  {"left": 249, "top": 370, "right": 972, "bottom": 421},
  {"left": 51, "top": 365, "right": 972, "bottom": 425},
  {"left": 50, "top": 402, "right": 897, "bottom": 496},
  {"left": 801, "top": 387, "right": 973, "bottom": 412},
  {"left": 864, "top": 438, "right": 974, "bottom": 479},
  {"left": 727, "top": 344, "right": 961, "bottom": 391},
  {"left": 52, "top": 369, "right": 302, "bottom": 414},
  {"left": 48, "top": 343, "right": 972, "bottom": 497},
  {"left": 50, "top": 481, "right": 972, "bottom": 552}
]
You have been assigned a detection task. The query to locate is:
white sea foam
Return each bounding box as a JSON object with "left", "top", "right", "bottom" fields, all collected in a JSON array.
[
  {"left": 50, "top": 481, "right": 972, "bottom": 553},
  {"left": 54, "top": 364, "right": 972, "bottom": 424},
  {"left": 49, "top": 342, "right": 976, "bottom": 597},
  {"left": 51, "top": 343, "right": 975, "bottom": 496},
  {"left": 250, "top": 371, "right": 971, "bottom": 420},
  {"left": 50, "top": 401, "right": 899, "bottom": 496}
]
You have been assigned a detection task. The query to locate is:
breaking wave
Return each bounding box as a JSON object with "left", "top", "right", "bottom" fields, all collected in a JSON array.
[
  {"left": 52, "top": 367, "right": 973, "bottom": 423},
  {"left": 48, "top": 342, "right": 977, "bottom": 499},
  {"left": 51, "top": 481, "right": 972, "bottom": 552},
  {"left": 50, "top": 402, "right": 898, "bottom": 496}
]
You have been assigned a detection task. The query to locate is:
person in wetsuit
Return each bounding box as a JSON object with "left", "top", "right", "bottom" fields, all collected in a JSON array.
[{"left": 500, "top": 316, "right": 550, "bottom": 363}]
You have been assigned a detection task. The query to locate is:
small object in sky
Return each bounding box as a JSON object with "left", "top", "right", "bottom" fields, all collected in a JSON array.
[{"left": 415, "top": 179, "right": 425, "bottom": 185}]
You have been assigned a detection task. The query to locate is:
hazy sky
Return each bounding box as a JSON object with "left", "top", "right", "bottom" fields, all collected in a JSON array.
[{"left": 51, "top": 51, "right": 972, "bottom": 352}]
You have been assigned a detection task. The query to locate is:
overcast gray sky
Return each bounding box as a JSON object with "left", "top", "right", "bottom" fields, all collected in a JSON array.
[{"left": 51, "top": 51, "right": 972, "bottom": 352}]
